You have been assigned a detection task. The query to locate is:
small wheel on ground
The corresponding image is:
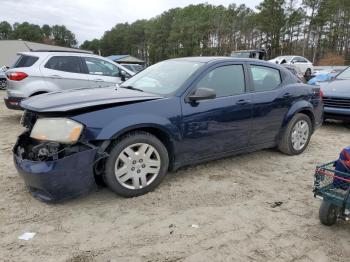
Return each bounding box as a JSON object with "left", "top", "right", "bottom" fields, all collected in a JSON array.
[
  {"left": 278, "top": 113, "right": 312, "bottom": 155},
  {"left": 0, "top": 79, "right": 6, "bottom": 90},
  {"left": 104, "top": 131, "right": 169, "bottom": 197},
  {"left": 319, "top": 200, "right": 339, "bottom": 226},
  {"left": 304, "top": 68, "right": 312, "bottom": 81}
]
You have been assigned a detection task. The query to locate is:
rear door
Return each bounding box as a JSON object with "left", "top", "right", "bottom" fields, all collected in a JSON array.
[
  {"left": 41, "top": 55, "right": 89, "bottom": 90},
  {"left": 82, "top": 57, "right": 122, "bottom": 88},
  {"left": 248, "top": 64, "right": 295, "bottom": 145}
]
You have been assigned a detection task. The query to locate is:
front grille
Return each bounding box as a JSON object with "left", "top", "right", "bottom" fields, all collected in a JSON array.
[{"left": 323, "top": 96, "right": 350, "bottom": 109}]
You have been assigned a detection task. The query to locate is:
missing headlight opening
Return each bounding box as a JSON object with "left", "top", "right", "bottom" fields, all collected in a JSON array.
[{"left": 15, "top": 132, "right": 95, "bottom": 162}]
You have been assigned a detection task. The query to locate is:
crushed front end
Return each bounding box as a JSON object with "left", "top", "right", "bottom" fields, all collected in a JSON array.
[{"left": 13, "top": 110, "right": 100, "bottom": 202}]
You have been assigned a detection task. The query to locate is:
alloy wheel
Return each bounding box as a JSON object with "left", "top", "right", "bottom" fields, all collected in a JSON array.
[
  {"left": 114, "top": 143, "right": 161, "bottom": 190},
  {"left": 291, "top": 120, "right": 309, "bottom": 151}
]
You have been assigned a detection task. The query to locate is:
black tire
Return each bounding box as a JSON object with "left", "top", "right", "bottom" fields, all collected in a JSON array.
[
  {"left": 304, "top": 68, "right": 312, "bottom": 81},
  {"left": 104, "top": 131, "right": 169, "bottom": 197},
  {"left": 319, "top": 200, "right": 339, "bottom": 226},
  {"left": 0, "top": 79, "right": 6, "bottom": 90},
  {"left": 278, "top": 113, "right": 312, "bottom": 155}
]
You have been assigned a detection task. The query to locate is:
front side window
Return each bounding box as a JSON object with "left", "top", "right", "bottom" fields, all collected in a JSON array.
[
  {"left": 120, "top": 60, "right": 203, "bottom": 95},
  {"left": 195, "top": 65, "right": 245, "bottom": 97},
  {"left": 250, "top": 65, "right": 281, "bottom": 92},
  {"left": 45, "top": 56, "right": 83, "bottom": 73},
  {"left": 85, "top": 57, "right": 119, "bottom": 77}
]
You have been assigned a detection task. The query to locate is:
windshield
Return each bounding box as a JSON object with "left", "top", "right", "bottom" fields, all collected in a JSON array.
[
  {"left": 120, "top": 60, "right": 203, "bottom": 95},
  {"left": 336, "top": 67, "right": 350, "bottom": 79},
  {"left": 276, "top": 56, "right": 293, "bottom": 62}
]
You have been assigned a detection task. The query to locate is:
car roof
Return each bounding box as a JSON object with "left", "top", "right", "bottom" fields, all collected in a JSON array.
[
  {"left": 170, "top": 56, "right": 250, "bottom": 63},
  {"left": 169, "top": 56, "right": 278, "bottom": 66},
  {"left": 17, "top": 51, "right": 104, "bottom": 58}
]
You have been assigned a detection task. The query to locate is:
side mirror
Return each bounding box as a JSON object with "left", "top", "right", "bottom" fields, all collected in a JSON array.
[
  {"left": 188, "top": 88, "right": 216, "bottom": 102},
  {"left": 120, "top": 70, "right": 126, "bottom": 81}
]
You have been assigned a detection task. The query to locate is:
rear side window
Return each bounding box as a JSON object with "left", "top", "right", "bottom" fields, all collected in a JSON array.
[
  {"left": 250, "top": 65, "right": 281, "bottom": 92},
  {"left": 45, "top": 56, "right": 83, "bottom": 73},
  {"left": 196, "top": 65, "right": 245, "bottom": 97},
  {"left": 12, "top": 55, "right": 39, "bottom": 68}
]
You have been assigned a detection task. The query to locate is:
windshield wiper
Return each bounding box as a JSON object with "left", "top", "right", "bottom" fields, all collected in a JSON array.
[{"left": 119, "top": 85, "right": 144, "bottom": 92}]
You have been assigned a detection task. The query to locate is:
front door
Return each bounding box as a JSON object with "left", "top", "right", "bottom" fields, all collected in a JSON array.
[
  {"left": 179, "top": 63, "right": 252, "bottom": 161},
  {"left": 83, "top": 57, "right": 122, "bottom": 88}
]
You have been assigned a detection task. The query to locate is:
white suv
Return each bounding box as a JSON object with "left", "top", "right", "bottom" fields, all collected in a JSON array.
[{"left": 4, "top": 51, "right": 134, "bottom": 110}]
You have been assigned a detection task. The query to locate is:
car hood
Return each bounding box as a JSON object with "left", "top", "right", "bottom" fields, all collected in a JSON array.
[
  {"left": 21, "top": 87, "right": 163, "bottom": 113},
  {"left": 318, "top": 79, "right": 350, "bottom": 98}
]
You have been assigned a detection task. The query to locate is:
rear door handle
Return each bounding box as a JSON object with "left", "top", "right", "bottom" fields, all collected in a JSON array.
[
  {"left": 236, "top": 99, "right": 251, "bottom": 105},
  {"left": 283, "top": 93, "right": 292, "bottom": 98},
  {"left": 93, "top": 79, "right": 104, "bottom": 82}
]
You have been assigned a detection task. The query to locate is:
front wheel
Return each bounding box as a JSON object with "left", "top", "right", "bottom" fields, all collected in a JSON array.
[
  {"left": 319, "top": 200, "right": 339, "bottom": 226},
  {"left": 278, "top": 113, "right": 312, "bottom": 155},
  {"left": 104, "top": 131, "right": 169, "bottom": 197}
]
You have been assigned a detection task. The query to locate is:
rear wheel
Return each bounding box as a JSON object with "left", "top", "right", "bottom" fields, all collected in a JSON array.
[
  {"left": 319, "top": 200, "right": 339, "bottom": 226},
  {"left": 278, "top": 113, "right": 312, "bottom": 155},
  {"left": 104, "top": 131, "right": 169, "bottom": 197}
]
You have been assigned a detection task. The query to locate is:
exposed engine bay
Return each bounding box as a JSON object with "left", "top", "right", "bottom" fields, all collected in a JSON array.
[{"left": 15, "top": 132, "right": 96, "bottom": 162}]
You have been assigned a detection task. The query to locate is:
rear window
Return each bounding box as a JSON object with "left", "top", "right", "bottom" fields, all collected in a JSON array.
[{"left": 12, "top": 55, "right": 39, "bottom": 68}]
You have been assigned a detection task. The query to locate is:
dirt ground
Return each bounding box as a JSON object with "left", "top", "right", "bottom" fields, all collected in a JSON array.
[{"left": 0, "top": 90, "right": 349, "bottom": 262}]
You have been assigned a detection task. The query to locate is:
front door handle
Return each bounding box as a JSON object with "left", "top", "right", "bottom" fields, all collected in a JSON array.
[
  {"left": 93, "top": 79, "right": 104, "bottom": 82},
  {"left": 236, "top": 99, "right": 251, "bottom": 105},
  {"left": 282, "top": 93, "right": 292, "bottom": 98},
  {"left": 49, "top": 75, "right": 62, "bottom": 79}
]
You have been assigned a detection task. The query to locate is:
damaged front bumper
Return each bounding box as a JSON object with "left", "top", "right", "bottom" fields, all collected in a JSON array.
[{"left": 13, "top": 133, "right": 99, "bottom": 202}]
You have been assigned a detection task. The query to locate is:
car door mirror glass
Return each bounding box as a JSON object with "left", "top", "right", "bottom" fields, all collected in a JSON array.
[
  {"left": 188, "top": 88, "right": 216, "bottom": 102},
  {"left": 120, "top": 70, "right": 126, "bottom": 81}
]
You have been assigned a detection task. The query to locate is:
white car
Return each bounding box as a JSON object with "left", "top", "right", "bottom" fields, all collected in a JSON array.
[
  {"left": 4, "top": 51, "right": 134, "bottom": 110},
  {"left": 269, "top": 56, "right": 313, "bottom": 79}
]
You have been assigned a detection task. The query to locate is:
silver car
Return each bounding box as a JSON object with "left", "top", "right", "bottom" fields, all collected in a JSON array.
[
  {"left": 4, "top": 51, "right": 134, "bottom": 110},
  {"left": 0, "top": 68, "right": 6, "bottom": 90}
]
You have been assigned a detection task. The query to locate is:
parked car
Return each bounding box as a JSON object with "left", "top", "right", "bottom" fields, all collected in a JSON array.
[
  {"left": 120, "top": 63, "right": 144, "bottom": 73},
  {"left": 14, "top": 57, "right": 323, "bottom": 202},
  {"left": 318, "top": 66, "right": 350, "bottom": 123},
  {"left": 308, "top": 66, "right": 345, "bottom": 85},
  {"left": 0, "top": 68, "right": 7, "bottom": 90},
  {"left": 281, "top": 64, "right": 305, "bottom": 82},
  {"left": 4, "top": 51, "right": 134, "bottom": 110},
  {"left": 269, "top": 55, "right": 313, "bottom": 80},
  {"left": 231, "top": 49, "right": 267, "bottom": 60}
]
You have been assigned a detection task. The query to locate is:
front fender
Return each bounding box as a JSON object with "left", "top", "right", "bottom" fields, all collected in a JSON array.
[{"left": 96, "top": 113, "right": 181, "bottom": 141}]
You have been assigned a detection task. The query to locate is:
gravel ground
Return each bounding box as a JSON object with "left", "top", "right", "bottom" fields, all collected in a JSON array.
[{"left": 0, "top": 90, "right": 349, "bottom": 262}]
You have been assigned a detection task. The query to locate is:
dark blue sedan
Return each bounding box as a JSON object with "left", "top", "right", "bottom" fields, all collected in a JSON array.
[{"left": 14, "top": 57, "right": 323, "bottom": 201}]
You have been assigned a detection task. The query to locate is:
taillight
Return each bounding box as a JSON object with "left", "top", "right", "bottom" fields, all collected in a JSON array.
[
  {"left": 7, "top": 72, "right": 28, "bottom": 81},
  {"left": 320, "top": 89, "right": 324, "bottom": 99}
]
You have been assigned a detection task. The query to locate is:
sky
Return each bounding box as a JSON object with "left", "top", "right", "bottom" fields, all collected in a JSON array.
[{"left": 1, "top": 0, "right": 260, "bottom": 44}]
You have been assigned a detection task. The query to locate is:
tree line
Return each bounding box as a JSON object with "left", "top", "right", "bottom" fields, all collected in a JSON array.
[
  {"left": 0, "top": 21, "right": 77, "bottom": 48},
  {"left": 81, "top": 0, "right": 350, "bottom": 65}
]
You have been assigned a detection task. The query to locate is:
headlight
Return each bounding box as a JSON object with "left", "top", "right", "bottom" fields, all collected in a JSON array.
[{"left": 30, "top": 118, "right": 83, "bottom": 144}]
